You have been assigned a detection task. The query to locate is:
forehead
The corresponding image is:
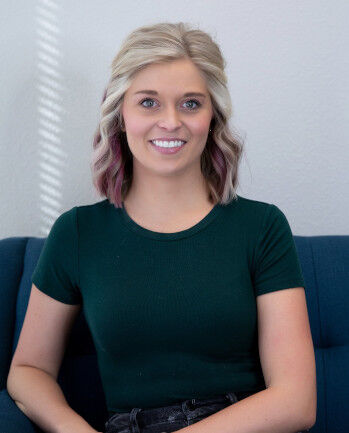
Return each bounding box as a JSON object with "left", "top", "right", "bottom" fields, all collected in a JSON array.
[{"left": 127, "top": 58, "right": 208, "bottom": 95}]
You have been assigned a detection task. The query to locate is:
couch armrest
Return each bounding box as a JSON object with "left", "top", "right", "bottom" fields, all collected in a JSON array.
[{"left": 0, "top": 388, "right": 41, "bottom": 433}]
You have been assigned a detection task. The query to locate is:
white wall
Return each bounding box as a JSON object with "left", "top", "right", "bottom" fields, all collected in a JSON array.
[{"left": 1, "top": 0, "right": 348, "bottom": 237}]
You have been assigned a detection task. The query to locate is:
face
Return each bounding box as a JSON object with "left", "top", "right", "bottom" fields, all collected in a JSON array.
[{"left": 121, "top": 58, "right": 214, "bottom": 178}]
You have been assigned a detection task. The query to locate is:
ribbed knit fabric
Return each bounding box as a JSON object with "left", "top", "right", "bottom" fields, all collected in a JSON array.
[{"left": 31, "top": 195, "right": 305, "bottom": 415}]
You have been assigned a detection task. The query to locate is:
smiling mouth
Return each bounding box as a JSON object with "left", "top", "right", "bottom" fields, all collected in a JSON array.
[
  {"left": 149, "top": 140, "right": 187, "bottom": 154},
  {"left": 149, "top": 140, "right": 187, "bottom": 148}
]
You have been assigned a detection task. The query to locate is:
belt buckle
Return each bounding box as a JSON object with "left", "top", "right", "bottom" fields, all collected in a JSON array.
[{"left": 186, "top": 398, "right": 197, "bottom": 410}]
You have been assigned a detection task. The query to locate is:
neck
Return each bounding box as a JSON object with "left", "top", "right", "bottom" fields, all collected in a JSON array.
[{"left": 123, "top": 171, "right": 214, "bottom": 219}]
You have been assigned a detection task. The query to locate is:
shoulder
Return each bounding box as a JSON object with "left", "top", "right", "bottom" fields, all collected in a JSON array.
[
  {"left": 228, "top": 194, "right": 280, "bottom": 227},
  {"left": 49, "top": 200, "right": 110, "bottom": 235},
  {"left": 48, "top": 206, "right": 77, "bottom": 237},
  {"left": 75, "top": 198, "right": 109, "bottom": 213},
  {"left": 233, "top": 194, "right": 271, "bottom": 210},
  {"left": 233, "top": 195, "right": 284, "bottom": 213},
  {"left": 75, "top": 198, "right": 111, "bottom": 220}
]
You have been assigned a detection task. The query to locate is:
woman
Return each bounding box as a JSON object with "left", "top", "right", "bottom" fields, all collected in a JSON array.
[{"left": 11, "top": 22, "right": 316, "bottom": 433}]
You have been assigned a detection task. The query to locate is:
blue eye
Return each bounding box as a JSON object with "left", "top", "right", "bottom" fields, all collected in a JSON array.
[
  {"left": 183, "top": 99, "right": 201, "bottom": 109},
  {"left": 139, "top": 98, "right": 201, "bottom": 110},
  {"left": 140, "top": 98, "right": 156, "bottom": 108}
]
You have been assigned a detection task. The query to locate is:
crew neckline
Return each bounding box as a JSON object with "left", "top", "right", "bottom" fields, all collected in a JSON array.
[{"left": 119, "top": 201, "right": 224, "bottom": 241}]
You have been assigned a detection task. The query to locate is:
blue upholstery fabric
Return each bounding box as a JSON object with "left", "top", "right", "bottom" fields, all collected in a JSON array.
[
  {"left": 0, "top": 388, "right": 37, "bottom": 433},
  {"left": 0, "top": 234, "right": 348, "bottom": 433}
]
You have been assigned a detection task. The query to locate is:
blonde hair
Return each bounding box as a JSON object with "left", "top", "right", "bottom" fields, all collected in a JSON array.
[{"left": 90, "top": 22, "right": 245, "bottom": 208}]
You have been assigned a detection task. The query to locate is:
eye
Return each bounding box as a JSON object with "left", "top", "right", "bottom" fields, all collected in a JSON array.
[
  {"left": 140, "top": 98, "right": 157, "bottom": 108},
  {"left": 139, "top": 98, "right": 201, "bottom": 110},
  {"left": 183, "top": 99, "right": 201, "bottom": 110}
]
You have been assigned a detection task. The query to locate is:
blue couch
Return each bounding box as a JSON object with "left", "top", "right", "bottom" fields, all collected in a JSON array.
[{"left": 1, "top": 235, "right": 348, "bottom": 433}]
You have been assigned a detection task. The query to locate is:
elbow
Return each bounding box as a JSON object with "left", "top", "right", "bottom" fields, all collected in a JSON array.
[
  {"left": 296, "top": 409, "right": 316, "bottom": 432},
  {"left": 300, "top": 416, "right": 315, "bottom": 431},
  {"left": 301, "top": 394, "right": 317, "bottom": 430},
  {"left": 276, "top": 384, "right": 317, "bottom": 430},
  {"left": 6, "top": 369, "right": 19, "bottom": 400},
  {"left": 7, "top": 370, "right": 27, "bottom": 416},
  {"left": 302, "top": 417, "right": 316, "bottom": 432},
  {"left": 6, "top": 371, "right": 15, "bottom": 398},
  {"left": 7, "top": 381, "right": 29, "bottom": 417},
  {"left": 304, "top": 409, "right": 317, "bottom": 430},
  {"left": 14, "top": 400, "right": 29, "bottom": 416}
]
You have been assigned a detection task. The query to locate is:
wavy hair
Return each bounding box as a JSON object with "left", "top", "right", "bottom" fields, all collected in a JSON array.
[{"left": 90, "top": 22, "right": 245, "bottom": 208}]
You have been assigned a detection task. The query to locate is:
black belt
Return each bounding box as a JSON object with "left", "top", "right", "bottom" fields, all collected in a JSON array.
[
  {"left": 108, "top": 390, "right": 256, "bottom": 420},
  {"left": 184, "top": 390, "right": 255, "bottom": 408},
  {"left": 137, "top": 391, "right": 255, "bottom": 426}
]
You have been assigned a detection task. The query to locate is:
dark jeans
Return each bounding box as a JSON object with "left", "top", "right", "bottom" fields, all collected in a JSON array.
[{"left": 104, "top": 391, "right": 311, "bottom": 433}]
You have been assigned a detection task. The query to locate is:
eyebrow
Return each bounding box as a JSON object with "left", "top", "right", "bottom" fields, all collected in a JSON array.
[{"left": 133, "top": 90, "right": 206, "bottom": 98}]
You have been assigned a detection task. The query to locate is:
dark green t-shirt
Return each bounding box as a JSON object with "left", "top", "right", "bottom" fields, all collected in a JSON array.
[{"left": 31, "top": 195, "right": 306, "bottom": 414}]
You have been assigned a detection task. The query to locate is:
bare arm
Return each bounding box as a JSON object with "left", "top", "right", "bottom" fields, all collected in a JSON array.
[
  {"left": 7, "top": 365, "right": 99, "bottom": 433},
  {"left": 175, "top": 287, "right": 316, "bottom": 433},
  {"left": 175, "top": 386, "right": 312, "bottom": 433},
  {"left": 6, "top": 284, "right": 101, "bottom": 433}
]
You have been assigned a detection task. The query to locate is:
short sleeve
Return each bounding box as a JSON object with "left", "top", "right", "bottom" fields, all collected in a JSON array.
[
  {"left": 252, "top": 204, "right": 306, "bottom": 297},
  {"left": 31, "top": 207, "right": 82, "bottom": 305}
]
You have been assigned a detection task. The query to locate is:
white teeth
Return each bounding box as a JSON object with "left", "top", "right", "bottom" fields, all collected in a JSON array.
[{"left": 151, "top": 140, "right": 185, "bottom": 148}]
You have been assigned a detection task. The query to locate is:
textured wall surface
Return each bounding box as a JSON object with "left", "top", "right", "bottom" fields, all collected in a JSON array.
[{"left": 1, "top": 0, "right": 348, "bottom": 238}]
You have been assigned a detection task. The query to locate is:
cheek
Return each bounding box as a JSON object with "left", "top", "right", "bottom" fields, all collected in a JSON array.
[
  {"left": 189, "top": 126, "right": 210, "bottom": 153},
  {"left": 122, "top": 103, "right": 150, "bottom": 136},
  {"left": 124, "top": 114, "right": 150, "bottom": 137},
  {"left": 189, "top": 116, "right": 211, "bottom": 137}
]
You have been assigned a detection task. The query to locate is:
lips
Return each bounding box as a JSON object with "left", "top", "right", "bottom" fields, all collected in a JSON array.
[{"left": 149, "top": 140, "right": 187, "bottom": 154}]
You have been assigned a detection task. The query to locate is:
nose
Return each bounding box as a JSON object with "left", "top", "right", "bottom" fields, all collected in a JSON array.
[{"left": 157, "top": 106, "right": 182, "bottom": 130}]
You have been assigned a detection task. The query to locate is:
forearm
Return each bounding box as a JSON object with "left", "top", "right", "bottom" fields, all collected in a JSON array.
[
  {"left": 6, "top": 365, "right": 98, "bottom": 433},
  {"left": 176, "top": 386, "right": 313, "bottom": 433}
]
